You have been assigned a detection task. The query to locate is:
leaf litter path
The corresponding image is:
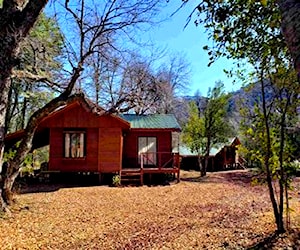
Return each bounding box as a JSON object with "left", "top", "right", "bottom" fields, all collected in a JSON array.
[{"left": 0, "top": 170, "right": 299, "bottom": 249}]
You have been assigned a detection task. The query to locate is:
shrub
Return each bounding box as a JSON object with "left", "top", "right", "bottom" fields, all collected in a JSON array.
[{"left": 112, "top": 174, "right": 121, "bottom": 187}]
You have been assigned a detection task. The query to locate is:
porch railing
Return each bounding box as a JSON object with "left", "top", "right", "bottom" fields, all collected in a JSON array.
[{"left": 140, "top": 152, "right": 180, "bottom": 170}]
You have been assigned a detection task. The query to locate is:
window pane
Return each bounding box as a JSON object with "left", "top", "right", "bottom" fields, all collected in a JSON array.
[
  {"left": 64, "top": 131, "right": 85, "bottom": 158},
  {"left": 71, "top": 133, "right": 79, "bottom": 157},
  {"left": 147, "top": 137, "right": 157, "bottom": 165},
  {"left": 138, "top": 137, "right": 146, "bottom": 164},
  {"left": 172, "top": 132, "right": 180, "bottom": 153},
  {"left": 138, "top": 137, "right": 157, "bottom": 165}
]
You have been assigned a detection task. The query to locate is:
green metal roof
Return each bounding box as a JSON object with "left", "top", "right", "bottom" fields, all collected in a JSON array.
[
  {"left": 179, "top": 146, "right": 198, "bottom": 156},
  {"left": 180, "top": 137, "right": 240, "bottom": 156},
  {"left": 121, "top": 114, "right": 181, "bottom": 130},
  {"left": 179, "top": 145, "right": 219, "bottom": 156}
]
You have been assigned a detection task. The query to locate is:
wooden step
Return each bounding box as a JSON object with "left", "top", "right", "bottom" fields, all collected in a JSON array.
[
  {"left": 121, "top": 177, "right": 141, "bottom": 182},
  {"left": 121, "top": 168, "right": 143, "bottom": 185},
  {"left": 121, "top": 172, "right": 141, "bottom": 177},
  {"left": 122, "top": 169, "right": 141, "bottom": 174}
]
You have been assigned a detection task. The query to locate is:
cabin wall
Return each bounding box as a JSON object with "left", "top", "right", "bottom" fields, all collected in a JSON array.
[
  {"left": 214, "top": 146, "right": 238, "bottom": 170},
  {"left": 49, "top": 128, "right": 99, "bottom": 172},
  {"left": 98, "top": 128, "right": 123, "bottom": 173},
  {"left": 46, "top": 104, "right": 127, "bottom": 173},
  {"left": 123, "top": 130, "right": 172, "bottom": 168},
  {"left": 40, "top": 104, "right": 127, "bottom": 129}
]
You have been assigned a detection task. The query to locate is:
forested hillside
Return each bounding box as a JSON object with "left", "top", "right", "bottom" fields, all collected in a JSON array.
[{"left": 179, "top": 80, "right": 287, "bottom": 132}]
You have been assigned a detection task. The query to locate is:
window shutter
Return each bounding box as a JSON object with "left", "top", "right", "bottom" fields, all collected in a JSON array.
[{"left": 65, "top": 133, "right": 70, "bottom": 157}]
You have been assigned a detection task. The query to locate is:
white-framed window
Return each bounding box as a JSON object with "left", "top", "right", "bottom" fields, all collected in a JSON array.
[
  {"left": 64, "top": 130, "right": 86, "bottom": 158},
  {"left": 171, "top": 132, "right": 180, "bottom": 153},
  {"left": 138, "top": 137, "right": 157, "bottom": 165}
]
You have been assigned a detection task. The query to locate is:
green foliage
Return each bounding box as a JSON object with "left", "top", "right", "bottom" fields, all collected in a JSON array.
[
  {"left": 32, "top": 146, "right": 49, "bottom": 169},
  {"left": 112, "top": 175, "right": 121, "bottom": 187},
  {"left": 188, "top": 0, "right": 299, "bottom": 232},
  {"left": 182, "top": 81, "right": 232, "bottom": 156},
  {"left": 21, "top": 13, "right": 64, "bottom": 77},
  {"left": 204, "top": 81, "right": 232, "bottom": 146},
  {"left": 6, "top": 13, "right": 64, "bottom": 132},
  {"left": 182, "top": 101, "right": 205, "bottom": 155},
  {"left": 192, "top": 0, "right": 286, "bottom": 66},
  {"left": 3, "top": 143, "right": 48, "bottom": 176},
  {"left": 286, "top": 161, "right": 300, "bottom": 177},
  {"left": 3, "top": 141, "right": 20, "bottom": 162},
  {"left": 240, "top": 67, "right": 299, "bottom": 177}
]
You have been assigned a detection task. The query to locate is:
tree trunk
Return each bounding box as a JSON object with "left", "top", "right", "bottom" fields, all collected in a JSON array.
[
  {"left": 197, "top": 154, "right": 204, "bottom": 176},
  {"left": 277, "top": 110, "right": 286, "bottom": 233},
  {"left": 20, "top": 84, "right": 31, "bottom": 129},
  {"left": 3, "top": 171, "right": 19, "bottom": 204},
  {"left": 0, "top": 0, "right": 50, "bottom": 210},
  {"left": 279, "top": 0, "right": 300, "bottom": 73},
  {"left": 278, "top": 88, "right": 293, "bottom": 230},
  {"left": 260, "top": 73, "right": 285, "bottom": 233},
  {"left": 0, "top": 63, "right": 13, "bottom": 173},
  {"left": 203, "top": 155, "right": 208, "bottom": 177},
  {"left": 4, "top": 82, "right": 17, "bottom": 134},
  {"left": 202, "top": 136, "right": 211, "bottom": 177}
]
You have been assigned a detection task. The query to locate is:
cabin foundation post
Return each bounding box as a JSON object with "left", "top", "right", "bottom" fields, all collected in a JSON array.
[
  {"left": 140, "top": 172, "right": 143, "bottom": 186},
  {"left": 177, "top": 170, "right": 180, "bottom": 183},
  {"left": 98, "top": 173, "right": 102, "bottom": 184}
]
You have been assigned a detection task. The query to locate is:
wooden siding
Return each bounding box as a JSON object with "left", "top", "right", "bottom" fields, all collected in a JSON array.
[
  {"left": 49, "top": 128, "right": 99, "bottom": 172},
  {"left": 39, "top": 103, "right": 128, "bottom": 129},
  {"left": 98, "top": 128, "right": 123, "bottom": 173},
  {"left": 45, "top": 103, "right": 128, "bottom": 173},
  {"left": 123, "top": 130, "right": 172, "bottom": 168}
]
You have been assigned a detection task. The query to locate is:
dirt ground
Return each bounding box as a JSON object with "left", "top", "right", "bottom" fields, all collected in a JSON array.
[{"left": 0, "top": 170, "right": 299, "bottom": 249}]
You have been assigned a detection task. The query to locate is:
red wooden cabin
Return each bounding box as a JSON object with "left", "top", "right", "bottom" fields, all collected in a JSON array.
[
  {"left": 180, "top": 137, "right": 246, "bottom": 171},
  {"left": 5, "top": 94, "right": 181, "bottom": 185},
  {"left": 213, "top": 137, "right": 246, "bottom": 171}
]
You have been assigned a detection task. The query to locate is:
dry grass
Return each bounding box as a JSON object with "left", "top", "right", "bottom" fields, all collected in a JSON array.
[{"left": 0, "top": 170, "right": 299, "bottom": 249}]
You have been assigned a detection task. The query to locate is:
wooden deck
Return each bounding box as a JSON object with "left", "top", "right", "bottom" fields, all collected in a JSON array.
[
  {"left": 121, "top": 167, "right": 180, "bottom": 185},
  {"left": 121, "top": 152, "right": 180, "bottom": 185}
]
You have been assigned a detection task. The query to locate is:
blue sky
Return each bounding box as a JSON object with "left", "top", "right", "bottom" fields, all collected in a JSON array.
[
  {"left": 145, "top": 1, "right": 241, "bottom": 96},
  {"left": 46, "top": 1, "right": 242, "bottom": 97}
]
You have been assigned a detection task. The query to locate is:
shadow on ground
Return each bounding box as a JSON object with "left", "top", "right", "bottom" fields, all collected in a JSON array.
[
  {"left": 15, "top": 173, "right": 102, "bottom": 194},
  {"left": 180, "top": 169, "right": 255, "bottom": 186},
  {"left": 16, "top": 172, "right": 177, "bottom": 194},
  {"left": 246, "top": 229, "right": 300, "bottom": 249}
]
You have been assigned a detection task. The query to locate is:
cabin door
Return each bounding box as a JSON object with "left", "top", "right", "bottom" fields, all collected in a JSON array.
[{"left": 138, "top": 137, "right": 157, "bottom": 166}]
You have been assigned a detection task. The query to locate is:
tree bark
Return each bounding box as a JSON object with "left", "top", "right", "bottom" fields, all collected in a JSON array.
[
  {"left": 1, "top": 88, "right": 83, "bottom": 208},
  {"left": 197, "top": 154, "right": 204, "bottom": 176},
  {"left": 0, "top": 0, "right": 49, "bottom": 209},
  {"left": 203, "top": 135, "right": 211, "bottom": 177},
  {"left": 0, "top": 0, "right": 49, "bottom": 163},
  {"left": 279, "top": 0, "right": 300, "bottom": 73},
  {"left": 278, "top": 98, "right": 289, "bottom": 230},
  {"left": 260, "top": 73, "right": 285, "bottom": 233}
]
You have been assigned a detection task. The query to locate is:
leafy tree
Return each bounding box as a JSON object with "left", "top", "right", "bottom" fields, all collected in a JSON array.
[
  {"left": 240, "top": 66, "right": 300, "bottom": 231},
  {"left": 182, "top": 101, "right": 205, "bottom": 173},
  {"left": 0, "top": 0, "right": 49, "bottom": 212},
  {"left": 5, "top": 13, "right": 63, "bottom": 133},
  {"left": 183, "top": 0, "right": 300, "bottom": 232},
  {"left": 183, "top": 81, "right": 232, "bottom": 176}
]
